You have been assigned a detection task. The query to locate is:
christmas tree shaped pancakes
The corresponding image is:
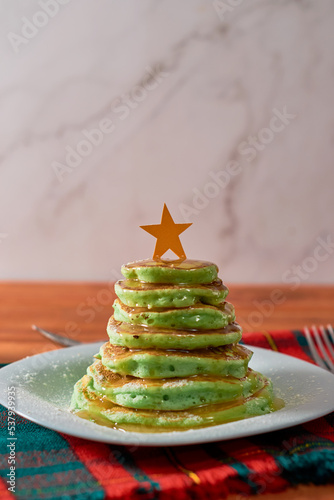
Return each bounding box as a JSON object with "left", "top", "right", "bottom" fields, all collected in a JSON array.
[{"left": 71, "top": 205, "right": 275, "bottom": 431}]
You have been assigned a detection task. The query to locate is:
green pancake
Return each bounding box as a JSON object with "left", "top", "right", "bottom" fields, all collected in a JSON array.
[
  {"left": 71, "top": 375, "right": 274, "bottom": 431},
  {"left": 107, "top": 317, "right": 242, "bottom": 349},
  {"left": 114, "top": 279, "right": 229, "bottom": 308},
  {"left": 121, "top": 259, "right": 218, "bottom": 285},
  {"left": 99, "top": 341, "right": 252, "bottom": 379},
  {"left": 113, "top": 299, "right": 235, "bottom": 330},
  {"left": 85, "top": 361, "right": 266, "bottom": 411}
]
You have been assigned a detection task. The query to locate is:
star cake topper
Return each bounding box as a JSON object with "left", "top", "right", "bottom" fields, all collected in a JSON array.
[{"left": 140, "top": 204, "right": 192, "bottom": 261}]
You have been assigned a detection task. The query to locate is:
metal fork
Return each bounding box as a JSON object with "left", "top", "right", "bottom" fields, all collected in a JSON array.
[
  {"left": 304, "top": 324, "right": 334, "bottom": 374},
  {"left": 32, "top": 325, "right": 86, "bottom": 346}
]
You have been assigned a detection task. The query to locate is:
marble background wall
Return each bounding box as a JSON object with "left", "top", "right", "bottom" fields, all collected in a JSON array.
[{"left": 1, "top": 0, "right": 333, "bottom": 283}]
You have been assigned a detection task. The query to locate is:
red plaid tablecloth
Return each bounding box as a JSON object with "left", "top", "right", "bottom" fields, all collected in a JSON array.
[{"left": 0, "top": 329, "right": 333, "bottom": 499}]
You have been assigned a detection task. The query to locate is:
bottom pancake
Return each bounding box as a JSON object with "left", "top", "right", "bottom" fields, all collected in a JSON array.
[{"left": 71, "top": 375, "right": 275, "bottom": 432}]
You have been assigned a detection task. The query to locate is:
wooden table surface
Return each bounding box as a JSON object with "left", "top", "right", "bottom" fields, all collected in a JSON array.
[
  {"left": 1, "top": 282, "right": 333, "bottom": 499},
  {"left": 1, "top": 282, "right": 333, "bottom": 363}
]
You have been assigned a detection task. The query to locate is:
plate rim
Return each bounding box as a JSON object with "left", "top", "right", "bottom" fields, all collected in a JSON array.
[{"left": 0, "top": 342, "right": 333, "bottom": 447}]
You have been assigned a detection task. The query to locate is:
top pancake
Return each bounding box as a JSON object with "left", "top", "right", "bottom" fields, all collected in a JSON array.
[{"left": 121, "top": 259, "right": 218, "bottom": 284}]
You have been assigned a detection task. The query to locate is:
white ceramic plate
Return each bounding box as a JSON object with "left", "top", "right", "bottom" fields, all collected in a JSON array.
[{"left": 0, "top": 343, "right": 333, "bottom": 447}]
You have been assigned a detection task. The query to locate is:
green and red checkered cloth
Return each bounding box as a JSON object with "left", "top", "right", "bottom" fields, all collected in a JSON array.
[{"left": 1, "top": 330, "right": 334, "bottom": 499}]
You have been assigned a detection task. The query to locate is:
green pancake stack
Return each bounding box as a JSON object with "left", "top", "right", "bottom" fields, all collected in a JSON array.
[{"left": 71, "top": 259, "right": 275, "bottom": 431}]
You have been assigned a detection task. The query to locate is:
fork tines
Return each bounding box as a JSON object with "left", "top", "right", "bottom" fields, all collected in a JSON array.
[{"left": 304, "top": 324, "right": 334, "bottom": 373}]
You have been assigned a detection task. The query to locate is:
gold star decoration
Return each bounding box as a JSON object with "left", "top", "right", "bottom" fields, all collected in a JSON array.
[{"left": 140, "top": 204, "right": 192, "bottom": 261}]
